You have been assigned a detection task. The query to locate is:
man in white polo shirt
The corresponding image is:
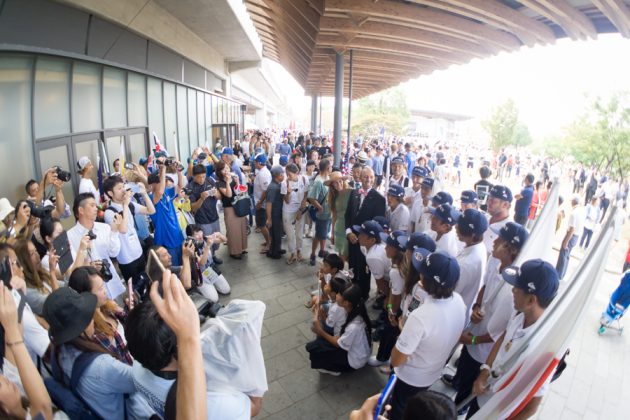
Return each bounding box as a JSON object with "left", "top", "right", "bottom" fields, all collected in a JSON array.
[{"left": 483, "top": 185, "right": 513, "bottom": 255}]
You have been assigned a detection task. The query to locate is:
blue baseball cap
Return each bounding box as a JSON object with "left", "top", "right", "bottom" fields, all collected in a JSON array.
[
  {"left": 352, "top": 220, "right": 384, "bottom": 240},
  {"left": 460, "top": 190, "right": 478, "bottom": 204},
  {"left": 432, "top": 191, "right": 453, "bottom": 206},
  {"left": 457, "top": 208, "right": 488, "bottom": 236},
  {"left": 154, "top": 150, "right": 167, "bottom": 158},
  {"left": 222, "top": 147, "right": 234, "bottom": 156},
  {"left": 254, "top": 153, "right": 267, "bottom": 164},
  {"left": 493, "top": 222, "right": 529, "bottom": 250},
  {"left": 421, "top": 178, "right": 435, "bottom": 189},
  {"left": 387, "top": 184, "right": 405, "bottom": 198},
  {"left": 372, "top": 216, "right": 390, "bottom": 232},
  {"left": 406, "top": 232, "right": 437, "bottom": 252},
  {"left": 279, "top": 155, "right": 289, "bottom": 166},
  {"left": 429, "top": 203, "right": 461, "bottom": 226},
  {"left": 415, "top": 251, "right": 460, "bottom": 289},
  {"left": 410, "top": 246, "right": 432, "bottom": 271},
  {"left": 391, "top": 157, "right": 404, "bottom": 165},
  {"left": 139, "top": 157, "right": 148, "bottom": 165},
  {"left": 489, "top": 185, "right": 513, "bottom": 202},
  {"left": 502, "top": 259, "right": 559, "bottom": 305},
  {"left": 412, "top": 166, "right": 428, "bottom": 178},
  {"left": 380, "top": 230, "right": 409, "bottom": 252}
]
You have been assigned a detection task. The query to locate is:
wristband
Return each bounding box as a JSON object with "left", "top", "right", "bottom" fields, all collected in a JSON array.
[
  {"left": 471, "top": 335, "right": 477, "bottom": 346},
  {"left": 480, "top": 363, "right": 491, "bottom": 372},
  {"left": 386, "top": 304, "right": 393, "bottom": 309}
]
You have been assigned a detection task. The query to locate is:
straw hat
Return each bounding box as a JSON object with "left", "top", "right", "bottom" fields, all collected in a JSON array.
[{"left": 324, "top": 171, "right": 350, "bottom": 186}]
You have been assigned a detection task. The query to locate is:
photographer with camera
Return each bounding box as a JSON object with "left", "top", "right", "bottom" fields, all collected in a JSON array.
[
  {"left": 67, "top": 193, "right": 126, "bottom": 299},
  {"left": 103, "top": 176, "right": 156, "bottom": 283},
  {"left": 148, "top": 156, "right": 186, "bottom": 266},
  {"left": 25, "top": 166, "right": 72, "bottom": 221},
  {"left": 77, "top": 156, "right": 102, "bottom": 204},
  {"left": 188, "top": 164, "right": 222, "bottom": 265}
]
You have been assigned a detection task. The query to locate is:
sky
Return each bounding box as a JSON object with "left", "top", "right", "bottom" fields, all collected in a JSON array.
[{"left": 268, "top": 33, "right": 630, "bottom": 140}]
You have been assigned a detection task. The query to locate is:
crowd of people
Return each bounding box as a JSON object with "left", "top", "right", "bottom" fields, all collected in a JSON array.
[{"left": 0, "top": 127, "right": 626, "bottom": 419}]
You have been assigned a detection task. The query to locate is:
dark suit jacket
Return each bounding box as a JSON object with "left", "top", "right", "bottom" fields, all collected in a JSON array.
[{"left": 345, "top": 188, "right": 386, "bottom": 230}]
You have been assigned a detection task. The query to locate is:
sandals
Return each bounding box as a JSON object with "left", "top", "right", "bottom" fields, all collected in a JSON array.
[
  {"left": 296, "top": 251, "right": 304, "bottom": 262},
  {"left": 286, "top": 255, "right": 297, "bottom": 265}
]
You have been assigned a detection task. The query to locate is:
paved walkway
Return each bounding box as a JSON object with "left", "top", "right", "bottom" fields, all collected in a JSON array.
[{"left": 215, "top": 191, "right": 629, "bottom": 419}]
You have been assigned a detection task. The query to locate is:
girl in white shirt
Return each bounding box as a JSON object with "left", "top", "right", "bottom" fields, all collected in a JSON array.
[
  {"left": 282, "top": 164, "right": 309, "bottom": 264},
  {"left": 306, "top": 284, "right": 372, "bottom": 376}
]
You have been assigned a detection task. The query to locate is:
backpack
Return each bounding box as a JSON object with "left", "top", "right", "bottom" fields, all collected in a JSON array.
[{"left": 45, "top": 350, "right": 104, "bottom": 419}]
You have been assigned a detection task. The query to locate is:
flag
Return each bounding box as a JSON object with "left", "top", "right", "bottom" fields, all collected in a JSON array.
[
  {"left": 153, "top": 131, "right": 162, "bottom": 153},
  {"left": 96, "top": 155, "right": 105, "bottom": 199},
  {"left": 119, "top": 138, "right": 126, "bottom": 176},
  {"left": 472, "top": 204, "right": 619, "bottom": 419}
]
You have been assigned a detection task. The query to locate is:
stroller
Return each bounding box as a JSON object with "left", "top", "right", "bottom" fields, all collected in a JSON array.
[{"left": 599, "top": 271, "right": 630, "bottom": 335}]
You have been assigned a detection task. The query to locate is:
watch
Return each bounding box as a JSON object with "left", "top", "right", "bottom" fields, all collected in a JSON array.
[{"left": 480, "top": 364, "right": 491, "bottom": 372}]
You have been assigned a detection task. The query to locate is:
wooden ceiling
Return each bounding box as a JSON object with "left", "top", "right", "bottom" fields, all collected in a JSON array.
[{"left": 244, "top": 0, "right": 630, "bottom": 98}]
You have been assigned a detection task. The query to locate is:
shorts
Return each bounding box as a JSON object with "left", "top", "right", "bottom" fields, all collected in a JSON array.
[
  {"left": 255, "top": 208, "right": 267, "bottom": 227},
  {"left": 467, "top": 161, "right": 474, "bottom": 168},
  {"left": 314, "top": 218, "right": 331, "bottom": 240}
]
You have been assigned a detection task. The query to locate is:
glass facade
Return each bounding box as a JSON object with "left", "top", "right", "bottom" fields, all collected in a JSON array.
[{"left": 0, "top": 52, "right": 243, "bottom": 201}]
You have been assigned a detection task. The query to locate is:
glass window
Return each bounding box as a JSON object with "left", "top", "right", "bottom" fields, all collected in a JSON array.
[
  {"left": 176, "top": 85, "right": 189, "bottom": 160},
  {"left": 197, "top": 91, "right": 205, "bottom": 146},
  {"left": 223, "top": 100, "right": 229, "bottom": 124},
  {"left": 105, "top": 135, "right": 124, "bottom": 174},
  {"left": 129, "top": 133, "right": 147, "bottom": 163},
  {"left": 147, "top": 78, "right": 164, "bottom": 147},
  {"left": 0, "top": 56, "right": 35, "bottom": 201},
  {"left": 72, "top": 62, "right": 101, "bottom": 133},
  {"left": 187, "top": 88, "right": 198, "bottom": 150},
  {"left": 34, "top": 57, "right": 70, "bottom": 138},
  {"left": 74, "top": 139, "right": 100, "bottom": 188},
  {"left": 128, "top": 73, "right": 147, "bottom": 127},
  {"left": 212, "top": 95, "right": 218, "bottom": 124},
  {"left": 163, "top": 82, "right": 177, "bottom": 157},
  {"left": 205, "top": 94, "right": 212, "bottom": 146},
  {"left": 103, "top": 67, "right": 127, "bottom": 129},
  {"left": 217, "top": 98, "right": 223, "bottom": 124}
]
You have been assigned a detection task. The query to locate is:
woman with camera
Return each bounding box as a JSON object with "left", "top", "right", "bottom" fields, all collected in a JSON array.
[
  {"left": 6, "top": 200, "right": 35, "bottom": 241},
  {"left": 68, "top": 266, "right": 133, "bottom": 364},
  {"left": 215, "top": 161, "right": 248, "bottom": 259}
]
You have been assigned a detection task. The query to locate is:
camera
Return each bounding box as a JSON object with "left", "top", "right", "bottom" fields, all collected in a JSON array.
[
  {"left": 197, "top": 152, "right": 207, "bottom": 162},
  {"left": 27, "top": 201, "right": 54, "bottom": 219},
  {"left": 182, "top": 187, "right": 193, "bottom": 196},
  {"left": 55, "top": 167, "right": 72, "bottom": 183},
  {"left": 185, "top": 236, "right": 204, "bottom": 252},
  {"left": 97, "top": 259, "right": 113, "bottom": 281},
  {"left": 86, "top": 230, "right": 97, "bottom": 241},
  {"left": 164, "top": 157, "right": 175, "bottom": 167},
  {"left": 124, "top": 162, "right": 135, "bottom": 170}
]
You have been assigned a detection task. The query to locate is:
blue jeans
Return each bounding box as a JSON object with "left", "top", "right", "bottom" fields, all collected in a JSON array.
[{"left": 556, "top": 234, "right": 578, "bottom": 280}]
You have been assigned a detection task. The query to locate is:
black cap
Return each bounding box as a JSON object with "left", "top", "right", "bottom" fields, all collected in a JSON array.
[{"left": 43, "top": 287, "right": 97, "bottom": 345}]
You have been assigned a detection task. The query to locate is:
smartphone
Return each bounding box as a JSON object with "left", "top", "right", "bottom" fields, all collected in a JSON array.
[
  {"left": 374, "top": 374, "right": 397, "bottom": 420},
  {"left": 127, "top": 277, "right": 134, "bottom": 310},
  {"left": 124, "top": 162, "right": 135, "bottom": 170},
  {"left": 0, "top": 256, "right": 12, "bottom": 289},
  {"left": 146, "top": 249, "right": 166, "bottom": 284}
]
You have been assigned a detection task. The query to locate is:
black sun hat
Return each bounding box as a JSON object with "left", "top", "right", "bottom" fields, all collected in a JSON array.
[{"left": 43, "top": 287, "right": 97, "bottom": 345}]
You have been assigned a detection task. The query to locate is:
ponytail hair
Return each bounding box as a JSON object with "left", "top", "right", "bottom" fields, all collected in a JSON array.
[{"left": 339, "top": 284, "right": 372, "bottom": 345}]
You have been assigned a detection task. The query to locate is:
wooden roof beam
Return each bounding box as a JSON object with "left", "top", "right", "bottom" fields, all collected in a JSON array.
[
  {"left": 323, "top": 0, "right": 522, "bottom": 51},
  {"left": 519, "top": 0, "right": 597, "bottom": 40},
  {"left": 591, "top": 0, "right": 630, "bottom": 38},
  {"left": 319, "top": 16, "right": 492, "bottom": 57},
  {"left": 252, "top": 0, "right": 319, "bottom": 43}
]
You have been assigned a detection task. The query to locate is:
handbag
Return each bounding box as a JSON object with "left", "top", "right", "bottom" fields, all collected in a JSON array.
[{"left": 232, "top": 188, "right": 251, "bottom": 218}]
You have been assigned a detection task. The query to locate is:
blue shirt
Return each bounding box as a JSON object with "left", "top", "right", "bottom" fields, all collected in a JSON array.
[
  {"left": 277, "top": 143, "right": 291, "bottom": 156},
  {"left": 405, "top": 152, "right": 417, "bottom": 177},
  {"left": 515, "top": 184, "right": 534, "bottom": 218},
  {"left": 371, "top": 155, "right": 384, "bottom": 176},
  {"left": 150, "top": 187, "right": 185, "bottom": 248},
  {"left": 60, "top": 346, "right": 154, "bottom": 419}
]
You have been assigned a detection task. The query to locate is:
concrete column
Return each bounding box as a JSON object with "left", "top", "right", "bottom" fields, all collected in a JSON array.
[
  {"left": 333, "top": 51, "right": 344, "bottom": 167},
  {"left": 311, "top": 96, "right": 318, "bottom": 134}
]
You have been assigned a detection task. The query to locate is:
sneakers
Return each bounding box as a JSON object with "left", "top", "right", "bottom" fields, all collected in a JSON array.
[
  {"left": 212, "top": 256, "right": 223, "bottom": 265},
  {"left": 310, "top": 254, "right": 316, "bottom": 266},
  {"left": 441, "top": 373, "right": 456, "bottom": 388},
  {"left": 367, "top": 356, "right": 389, "bottom": 367},
  {"left": 317, "top": 369, "right": 341, "bottom": 376}
]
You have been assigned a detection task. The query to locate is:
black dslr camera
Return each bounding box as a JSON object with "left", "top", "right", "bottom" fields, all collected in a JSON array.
[
  {"left": 55, "top": 167, "right": 72, "bottom": 182},
  {"left": 96, "top": 259, "right": 113, "bottom": 281},
  {"left": 26, "top": 201, "right": 54, "bottom": 219},
  {"left": 86, "top": 230, "right": 97, "bottom": 241}
]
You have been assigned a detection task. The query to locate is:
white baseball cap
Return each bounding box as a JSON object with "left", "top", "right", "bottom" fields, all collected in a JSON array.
[
  {"left": 0, "top": 198, "right": 15, "bottom": 221},
  {"left": 77, "top": 156, "right": 91, "bottom": 172}
]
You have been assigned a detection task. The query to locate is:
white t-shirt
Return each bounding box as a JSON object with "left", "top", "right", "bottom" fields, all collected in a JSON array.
[
  {"left": 326, "top": 303, "right": 347, "bottom": 336},
  {"left": 567, "top": 205, "right": 586, "bottom": 236},
  {"left": 416, "top": 206, "right": 434, "bottom": 235},
  {"left": 253, "top": 167, "right": 271, "bottom": 208},
  {"left": 483, "top": 216, "right": 512, "bottom": 255},
  {"left": 394, "top": 293, "right": 466, "bottom": 387},
  {"left": 363, "top": 243, "right": 391, "bottom": 283},
  {"left": 280, "top": 175, "right": 308, "bottom": 213},
  {"left": 104, "top": 202, "right": 143, "bottom": 265},
  {"left": 389, "top": 267, "right": 405, "bottom": 296},
  {"left": 79, "top": 178, "right": 100, "bottom": 203},
  {"left": 478, "top": 311, "right": 550, "bottom": 408},
  {"left": 467, "top": 257, "right": 514, "bottom": 363},
  {"left": 337, "top": 317, "right": 371, "bottom": 369},
  {"left": 389, "top": 203, "right": 410, "bottom": 233},
  {"left": 455, "top": 242, "right": 487, "bottom": 317},
  {"left": 435, "top": 228, "right": 461, "bottom": 258}
]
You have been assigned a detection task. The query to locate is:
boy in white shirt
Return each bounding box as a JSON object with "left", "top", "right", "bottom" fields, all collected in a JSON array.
[
  {"left": 352, "top": 220, "right": 391, "bottom": 297},
  {"left": 387, "top": 185, "right": 410, "bottom": 233},
  {"left": 390, "top": 251, "right": 467, "bottom": 420},
  {"left": 430, "top": 203, "right": 462, "bottom": 258},
  {"left": 411, "top": 177, "right": 435, "bottom": 234}
]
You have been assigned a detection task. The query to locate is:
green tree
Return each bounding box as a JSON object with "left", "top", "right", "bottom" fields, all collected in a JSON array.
[
  {"left": 350, "top": 87, "right": 410, "bottom": 137},
  {"left": 482, "top": 99, "right": 532, "bottom": 151},
  {"left": 560, "top": 93, "right": 630, "bottom": 178}
]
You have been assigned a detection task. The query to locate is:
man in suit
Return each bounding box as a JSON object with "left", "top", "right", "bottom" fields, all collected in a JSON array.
[{"left": 345, "top": 167, "right": 387, "bottom": 299}]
